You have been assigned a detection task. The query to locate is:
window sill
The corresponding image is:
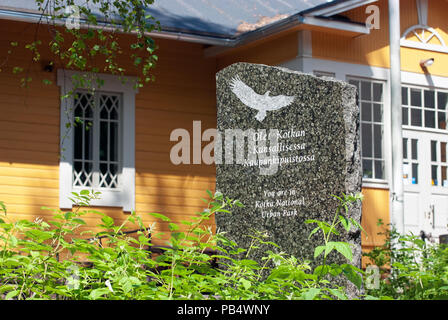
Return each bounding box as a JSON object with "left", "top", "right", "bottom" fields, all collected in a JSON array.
[
  {"left": 69, "top": 187, "right": 130, "bottom": 211},
  {"left": 362, "top": 180, "right": 389, "bottom": 190},
  {"left": 402, "top": 125, "right": 448, "bottom": 135}
]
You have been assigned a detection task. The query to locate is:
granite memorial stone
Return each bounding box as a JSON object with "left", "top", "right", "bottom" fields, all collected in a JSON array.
[{"left": 215, "top": 62, "right": 362, "bottom": 273}]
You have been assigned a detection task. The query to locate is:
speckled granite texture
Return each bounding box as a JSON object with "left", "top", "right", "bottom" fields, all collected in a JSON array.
[{"left": 215, "top": 63, "right": 362, "bottom": 284}]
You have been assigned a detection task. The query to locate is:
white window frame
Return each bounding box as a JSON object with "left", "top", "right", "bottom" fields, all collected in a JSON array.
[
  {"left": 347, "top": 76, "right": 387, "bottom": 183},
  {"left": 401, "top": 84, "right": 448, "bottom": 133},
  {"left": 57, "top": 70, "right": 137, "bottom": 211}
]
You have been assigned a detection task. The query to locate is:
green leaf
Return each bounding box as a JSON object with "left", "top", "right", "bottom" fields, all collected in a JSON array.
[
  {"left": 324, "top": 242, "right": 336, "bottom": 257},
  {"left": 25, "top": 229, "right": 53, "bottom": 241},
  {"left": 342, "top": 264, "right": 363, "bottom": 289},
  {"left": 5, "top": 290, "right": 19, "bottom": 300},
  {"left": 329, "top": 264, "right": 343, "bottom": 276},
  {"left": 339, "top": 215, "right": 351, "bottom": 232},
  {"left": 89, "top": 288, "right": 110, "bottom": 300},
  {"left": 239, "top": 278, "right": 252, "bottom": 290},
  {"left": 9, "top": 235, "right": 18, "bottom": 247},
  {"left": 314, "top": 245, "right": 326, "bottom": 259},
  {"left": 303, "top": 288, "right": 321, "bottom": 300},
  {"left": 328, "top": 288, "right": 347, "bottom": 300},
  {"left": 168, "top": 223, "right": 179, "bottom": 231},
  {"left": 101, "top": 215, "right": 114, "bottom": 227},
  {"left": 80, "top": 190, "right": 90, "bottom": 195},
  {"left": 350, "top": 218, "right": 366, "bottom": 234},
  {"left": 147, "top": 212, "right": 171, "bottom": 222},
  {"left": 314, "top": 265, "right": 330, "bottom": 277},
  {"left": 333, "top": 242, "right": 353, "bottom": 262},
  {"left": 308, "top": 227, "right": 320, "bottom": 239},
  {"left": 0, "top": 201, "right": 6, "bottom": 214},
  {"left": 72, "top": 218, "right": 86, "bottom": 225},
  {"left": 267, "top": 266, "right": 292, "bottom": 281}
]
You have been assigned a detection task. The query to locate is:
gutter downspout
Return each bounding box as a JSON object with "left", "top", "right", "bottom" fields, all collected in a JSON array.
[{"left": 389, "top": 0, "right": 405, "bottom": 234}]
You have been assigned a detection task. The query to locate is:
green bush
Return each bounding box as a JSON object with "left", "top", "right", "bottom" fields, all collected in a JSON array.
[
  {"left": 364, "top": 221, "right": 448, "bottom": 300},
  {"left": 0, "top": 191, "right": 364, "bottom": 300}
]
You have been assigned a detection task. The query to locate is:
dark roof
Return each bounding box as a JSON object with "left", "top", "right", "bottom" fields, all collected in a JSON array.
[
  {"left": 0, "top": 0, "right": 334, "bottom": 38},
  {"left": 145, "top": 0, "right": 331, "bottom": 38}
]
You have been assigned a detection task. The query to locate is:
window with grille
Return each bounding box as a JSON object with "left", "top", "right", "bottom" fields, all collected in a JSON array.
[
  {"left": 73, "top": 91, "right": 121, "bottom": 190},
  {"left": 348, "top": 78, "right": 385, "bottom": 180},
  {"left": 402, "top": 86, "right": 448, "bottom": 130},
  {"left": 58, "top": 70, "right": 136, "bottom": 211}
]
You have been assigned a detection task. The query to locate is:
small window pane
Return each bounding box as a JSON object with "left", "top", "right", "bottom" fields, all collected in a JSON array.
[
  {"left": 362, "top": 123, "right": 373, "bottom": 157},
  {"left": 84, "top": 124, "right": 92, "bottom": 160},
  {"left": 85, "top": 162, "right": 92, "bottom": 175},
  {"left": 363, "top": 159, "right": 373, "bottom": 178},
  {"left": 74, "top": 123, "right": 83, "bottom": 160},
  {"left": 425, "top": 110, "right": 436, "bottom": 128},
  {"left": 411, "top": 139, "right": 418, "bottom": 160},
  {"left": 438, "top": 112, "right": 446, "bottom": 129},
  {"left": 374, "top": 124, "right": 382, "bottom": 158},
  {"left": 361, "top": 103, "right": 372, "bottom": 121},
  {"left": 361, "top": 81, "right": 372, "bottom": 100},
  {"left": 441, "top": 142, "right": 447, "bottom": 163},
  {"left": 402, "top": 107, "right": 409, "bottom": 125},
  {"left": 403, "top": 138, "right": 408, "bottom": 159},
  {"left": 375, "top": 160, "right": 384, "bottom": 179},
  {"left": 74, "top": 105, "right": 83, "bottom": 117},
  {"left": 402, "top": 87, "right": 408, "bottom": 105},
  {"left": 100, "top": 106, "right": 109, "bottom": 119},
  {"left": 100, "top": 121, "right": 109, "bottom": 161},
  {"left": 74, "top": 161, "right": 82, "bottom": 173},
  {"left": 412, "top": 163, "right": 418, "bottom": 184},
  {"left": 411, "top": 89, "right": 422, "bottom": 107},
  {"left": 424, "top": 90, "right": 435, "bottom": 108},
  {"left": 411, "top": 108, "right": 422, "bottom": 126},
  {"left": 110, "top": 122, "right": 119, "bottom": 162},
  {"left": 432, "top": 165, "right": 438, "bottom": 185},
  {"left": 373, "top": 104, "right": 382, "bottom": 122},
  {"left": 110, "top": 107, "right": 119, "bottom": 120},
  {"left": 373, "top": 83, "right": 382, "bottom": 102},
  {"left": 442, "top": 166, "right": 448, "bottom": 186},
  {"left": 438, "top": 92, "right": 447, "bottom": 110},
  {"left": 100, "top": 163, "right": 108, "bottom": 175},
  {"left": 85, "top": 106, "right": 93, "bottom": 119},
  {"left": 431, "top": 140, "right": 437, "bottom": 162}
]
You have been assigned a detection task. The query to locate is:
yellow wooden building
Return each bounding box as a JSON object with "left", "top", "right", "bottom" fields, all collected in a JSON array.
[{"left": 0, "top": 0, "right": 447, "bottom": 263}]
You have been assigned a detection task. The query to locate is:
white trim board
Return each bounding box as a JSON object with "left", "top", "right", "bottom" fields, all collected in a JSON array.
[{"left": 57, "top": 69, "right": 138, "bottom": 212}]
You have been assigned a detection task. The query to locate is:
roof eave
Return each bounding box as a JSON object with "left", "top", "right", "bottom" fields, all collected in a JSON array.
[
  {"left": 301, "top": 0, "right": 379, "bottom": 17},
  {"left": 0, "top": 4, "right": 370, "bottom": 51},
  {"left": 204, "top": 15, "right": 370, "bottom": 58}
]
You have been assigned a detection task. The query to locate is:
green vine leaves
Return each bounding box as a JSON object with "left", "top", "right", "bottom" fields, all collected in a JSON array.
[{"left": 3, "top": 0, "right": 160, "bottom": 91}]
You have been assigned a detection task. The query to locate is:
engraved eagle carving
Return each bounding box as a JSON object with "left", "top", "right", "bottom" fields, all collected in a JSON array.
[{"left": 229, "top": 75, "right": 295, "bottom": 121}]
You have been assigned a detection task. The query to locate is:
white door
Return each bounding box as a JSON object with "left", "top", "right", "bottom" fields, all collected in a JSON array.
[{"left": 403, "top": 130, "right": 448, "bottom": 239}]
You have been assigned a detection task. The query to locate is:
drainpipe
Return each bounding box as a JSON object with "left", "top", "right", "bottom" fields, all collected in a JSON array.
[{"left": 389, "top": 0, "right": 405, "bottom": 234}]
